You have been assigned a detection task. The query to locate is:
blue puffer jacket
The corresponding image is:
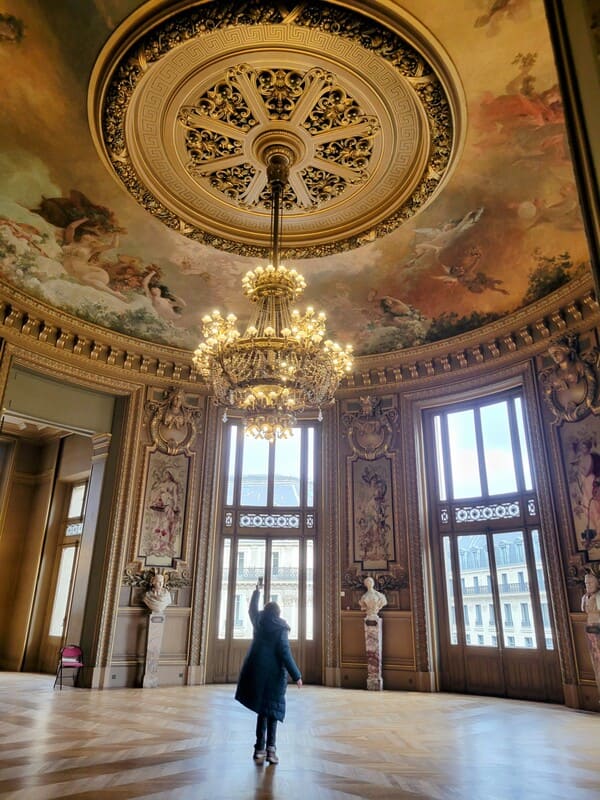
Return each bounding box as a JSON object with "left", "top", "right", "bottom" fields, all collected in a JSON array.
[{"left": 235, "top": 590, "right": 302, "bottom": 722}]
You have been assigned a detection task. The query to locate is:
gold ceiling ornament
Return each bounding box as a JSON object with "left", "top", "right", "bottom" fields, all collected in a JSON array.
[
  {"left": 90, "top": 0, "right": 463, "bottom": 257},
  {"left": 192, "top": 144, "right": 353, "bottom": 440}
]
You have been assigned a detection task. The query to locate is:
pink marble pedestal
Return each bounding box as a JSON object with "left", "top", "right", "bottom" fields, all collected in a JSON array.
[
  {"left": 585, "top": 626, "right": 600, "bottom": 701},
  {"left": 142, "top": 612, "right": 166, "bottom": 688},
  {"left": 364, "top": 617, "right": 383, "bottom": 691}
]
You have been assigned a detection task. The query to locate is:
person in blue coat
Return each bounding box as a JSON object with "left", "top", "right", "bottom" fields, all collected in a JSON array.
[{"left": 235, "top": 581, "right": 302, "bottom": 764}]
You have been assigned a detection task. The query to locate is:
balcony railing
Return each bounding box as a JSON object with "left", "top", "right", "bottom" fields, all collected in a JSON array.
[
  {"left": 223, "top": 567, "right": 311, "bottom": 582},
  {"left": 462, "top": 582, "right": 529, "bottom": 595}
]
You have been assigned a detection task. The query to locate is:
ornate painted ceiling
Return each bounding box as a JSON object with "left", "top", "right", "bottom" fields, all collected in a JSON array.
[{"left": 0, "top": 0, "right": 592, "bottom": 358}]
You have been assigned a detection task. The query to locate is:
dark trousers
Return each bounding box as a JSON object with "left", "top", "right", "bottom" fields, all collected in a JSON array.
[{"left": 255, "top": 714, "right": 277, "bottom": 749}]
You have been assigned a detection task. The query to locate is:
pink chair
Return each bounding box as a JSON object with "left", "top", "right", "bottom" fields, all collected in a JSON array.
[{"left": 53, "top": 645, "right": 84, "bottom": 690}]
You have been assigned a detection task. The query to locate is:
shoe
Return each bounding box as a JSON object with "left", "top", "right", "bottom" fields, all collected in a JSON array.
[
  {"left": 266, "top": 747, "right": 279, "bottom": 764},
  {"left": 253, "top": 747, "right": 267, "bottom": 763}
]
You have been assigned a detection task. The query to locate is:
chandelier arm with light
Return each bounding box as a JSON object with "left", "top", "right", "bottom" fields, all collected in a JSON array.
[{"left": 193, "top": 143, "right": 353, "bottom": 441}]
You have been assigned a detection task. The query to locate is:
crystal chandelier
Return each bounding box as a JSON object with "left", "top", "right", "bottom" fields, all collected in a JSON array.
[{"left": 193, "top": 143, "right": 353, "bottom": 441}]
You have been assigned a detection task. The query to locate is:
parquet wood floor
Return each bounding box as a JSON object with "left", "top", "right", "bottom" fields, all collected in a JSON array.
[{"left": 0, "top": 673, "right": 599, "bottom": 800}]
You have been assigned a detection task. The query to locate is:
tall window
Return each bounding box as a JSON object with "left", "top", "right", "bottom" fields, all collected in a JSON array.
[
  {"left": 217, "top": 424, "right": 316, "bottom": 642},
  {"left": 48, "top": 480, "right": 87, "bottom": 638},
  {"left": 432, "top": 390, "right": 553, "bottom": 651}
]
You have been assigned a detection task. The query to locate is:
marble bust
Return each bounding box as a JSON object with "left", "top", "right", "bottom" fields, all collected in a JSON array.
[
  {"left": 143, "top": 573, "right": 172, "bottom": 613},
  {"left": 359, "top": 576, "right": 387, "bottom": 620},
  {"left": 582, "top": 572, "right": 600, "bottom": 627}
]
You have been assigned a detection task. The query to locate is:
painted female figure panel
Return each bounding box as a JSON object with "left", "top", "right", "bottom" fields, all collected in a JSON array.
[
  {"left": 351, "top": 456, "right": 395, "bottom": 570},
  {"left": 140, "top": 451, "right": 189, "bottom": 566}
]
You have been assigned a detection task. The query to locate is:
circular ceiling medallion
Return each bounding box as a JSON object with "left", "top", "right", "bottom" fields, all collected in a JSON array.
[{"left": 90, "top": 0, "right": 463, "bottom": 258}]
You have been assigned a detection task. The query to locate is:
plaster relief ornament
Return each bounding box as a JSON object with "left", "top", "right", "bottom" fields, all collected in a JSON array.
[
  {"left": 91, "top": 0, "right": 459, "bottom": 258},
  {"left": 343, "top": 395, "right": 398, "bottom": 459},
  {"left": 359, "top": 576, "right": 388, "bottom": 620},
  {"left": 123, "top": 563, "right": 192, "bottom": 593},
  {"left": 146, "top": 386, "right": 201, "bottom": 455},
  {"left": 539, "top": 334, "right": 600, "bottom": 424}
]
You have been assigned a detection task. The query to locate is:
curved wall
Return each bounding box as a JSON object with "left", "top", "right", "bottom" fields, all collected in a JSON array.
[{"left": 0, "top": 271, "right": 599, "bottom": 708}]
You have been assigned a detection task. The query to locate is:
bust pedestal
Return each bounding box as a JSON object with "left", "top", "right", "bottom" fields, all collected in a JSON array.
[
  {"left": 142, "top": 612, "right": 166, "bottom": 688},
  {"left": 585, "top": 624, "right": 600, "bottom": 700},
  {"left": 364, "top": 617, "right": 383, "bottom": 691}
]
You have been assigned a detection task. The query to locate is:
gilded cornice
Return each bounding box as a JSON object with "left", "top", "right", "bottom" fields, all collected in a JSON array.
[
  {"left": 0, "top": 280, "right": 203, "bottom": 388},
  {"left": 1, "top": 274, "right": 597, "bottom": 393},
  {"left": 339, "top": 273, "right": 599, "bottom": 391}
]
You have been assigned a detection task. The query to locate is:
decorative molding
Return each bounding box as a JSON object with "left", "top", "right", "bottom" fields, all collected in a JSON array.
[
  {"left": 339, "top": 275, "right": 599, "bottom": 390},
  {"left": 122, "top": 563, "right": 192, "bottom": 592},
  {"left": 538, "top": 332, "right": 600, "bottom": 424},
  {"left": 341, "top": 394, "right": 398, "bottom": 460},
  {"left": 1, "top": 275, "right": 597, "bottom": 393},
  {"left": 91, "top": 0, "right": 458, "bottom": 257},
  {"left": 0, "top": 280, "right": 201, "bottom": 387},
  {"left": 145, "top": 386, "right": 202, "bottom": 455},
  {"left": 342, "top": 570, "right": 408, "bottom": 592}
]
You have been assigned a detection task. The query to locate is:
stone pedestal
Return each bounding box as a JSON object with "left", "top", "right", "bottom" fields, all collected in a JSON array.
[
  {"left": 364, "top": 616, "right": 383, "bottom": 691},
  {"left": 585, "top": 626, "right": 600, "bottom": 701},
  {"left": 142, "top": 612, "right": 166, "bottom": 688}
]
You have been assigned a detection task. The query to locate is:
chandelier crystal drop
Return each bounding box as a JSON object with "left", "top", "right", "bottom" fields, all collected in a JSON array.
[{"left": 193, "top": 144, "right": 353, "bottom": 441}]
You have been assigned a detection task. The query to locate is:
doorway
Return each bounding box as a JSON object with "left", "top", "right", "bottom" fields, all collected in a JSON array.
[
  {"left": 36, "top": 477, "right": 88, "bottom": 675},
  {"left": 0, "top": 364, "right": 116, "bottom": 676},
  {"left": 424, "top": 389, "right": 563, "bottom": 702},
  {"left": 208, "top": 422, "right": 321, "bottom": 683}
]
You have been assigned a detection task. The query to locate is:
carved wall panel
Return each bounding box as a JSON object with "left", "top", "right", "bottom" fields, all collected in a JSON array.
[{"left": 538, "top": 330, "right": 600, "bottom": 561}]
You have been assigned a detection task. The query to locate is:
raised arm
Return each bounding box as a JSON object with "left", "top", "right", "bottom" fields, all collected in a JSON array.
[{"left": 248, "top": 587, "right": 261, "bottom": 627}]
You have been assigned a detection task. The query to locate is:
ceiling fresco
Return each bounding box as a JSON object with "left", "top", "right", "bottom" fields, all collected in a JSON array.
[{"left": 0, "top": 0, "right": 592, "bottom": 359}]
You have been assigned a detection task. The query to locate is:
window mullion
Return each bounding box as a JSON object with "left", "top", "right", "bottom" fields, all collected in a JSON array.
[
  {"left": 267, "top": 439, "right": 275, "bottom": 507},
  {"left": 440, "top": 413, "right": 454, "bottom": 501},
  {"left": 300, "top": 426, "right": 307, "bottom": 507},
  {"left": 507, "top": 397, "right": 526, "bottom": 492},
  {"left": 523, "top": 527, "right": 546, "bottom": 650},
  {"left": 450, "top": 537, "right": 467, "bottom": 646},
  {"left": 474, "top": 406, "right": 489, "bottom": 498},
  {"left": 233, "top": 424, "right": 243, "bottom": 507},
  {"left": 487, "top": 529, "right": 506, "bottom": 651}
]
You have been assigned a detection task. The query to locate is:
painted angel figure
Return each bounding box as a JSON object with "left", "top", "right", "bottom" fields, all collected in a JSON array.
[{"left": 405, "top": 207, "right": 485, "bottom": 273}]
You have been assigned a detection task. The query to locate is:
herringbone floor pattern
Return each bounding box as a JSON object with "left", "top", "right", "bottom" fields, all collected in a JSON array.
[{"left": 0, "top": 674, "right": 599, "bottom": 799}]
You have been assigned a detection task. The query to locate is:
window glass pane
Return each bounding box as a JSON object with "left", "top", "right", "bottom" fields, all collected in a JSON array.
[
  {"left": 493, "top": 531, "right": 537, "bottom": 648},
  {"left": 233, "top": 539, "right": 265, "bottom": 638},
  {"left": 271, "top": 540, "right": 299, "bottom": 639},
  {"left": 274, "top": 430, "right": 301, "bottom": 507},
  {"left": 65, "top": 522, "right": 83, "bottom": 537},
  {"left": 307, "top": 427, "right": 315, "bottom": 507},
  {"left": 218, "top": 539, "right": 231, "bottom": 639},
  {"left": 532, "top": 529, "right": 553, "bottom": 649},
  {"left": 306, "top": 540, "right": 314, "bottom": 640},
  {"left": 442, "top": 537, "right": 458, "bottom": 645},
  {"left": 447, "top": 409, "right": 481, "bottom": 498},
  {"left": 434, "top": 415, "right": 447, "bottom": 501},
  {"left": 458, "top": 534, "right": 496, "bottom": 646},
  {"left": 514, "top": 398, "right": 533, "bottom": 490},
  {"left": 49, "top": 546, "right": 76, "bottom": 637},
  {"left": 480, "top": 402, "right": 518, "bottom": 495},
  {"left": 240, "top": 437, "right": 269, "bottom": 506},
  {"left": 226, "top": 426, "right": 238, "bottom": 505},
  {"left": 67, "top": 483, "right": 87, "bottom": 519}
]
